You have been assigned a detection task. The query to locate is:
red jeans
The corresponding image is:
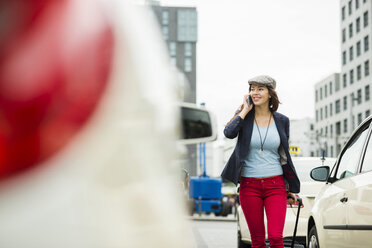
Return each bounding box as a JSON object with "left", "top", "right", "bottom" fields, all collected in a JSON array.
[{"left": 239, "top": 175, "right": 287, "bottom": 248}]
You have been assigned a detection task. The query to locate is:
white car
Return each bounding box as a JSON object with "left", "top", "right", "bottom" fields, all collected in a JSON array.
[
  {"left": 237, "top": 156, "right": 336, "bottom": 248},
  {"left": 307, "top": 115, "right": 372, "bottom": 248}
]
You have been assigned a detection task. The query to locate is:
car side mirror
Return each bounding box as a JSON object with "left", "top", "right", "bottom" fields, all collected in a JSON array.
[
  {"left": 310, "top": 166, "right": 330, "bottom": 182},
  {"left": 178, "top": 103, "right": 217, "bottom": 145}
]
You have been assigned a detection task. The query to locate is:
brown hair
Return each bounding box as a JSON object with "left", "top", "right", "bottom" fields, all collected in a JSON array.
[{"left": 225, "top": 85, "right": 281, "bottom": 126}]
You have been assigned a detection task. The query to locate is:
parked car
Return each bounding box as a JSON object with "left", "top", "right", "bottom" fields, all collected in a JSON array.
[
  {"left": 307, "top": 115, "right": 372, "bottom": 248},
  {"left": 237, "top": 156, "right": 336, "bottom": 248}
]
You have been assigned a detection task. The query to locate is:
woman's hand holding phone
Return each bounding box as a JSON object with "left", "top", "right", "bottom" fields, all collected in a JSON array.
[{"left": 239, "top": 94, "right": 253, "bottom": 119}]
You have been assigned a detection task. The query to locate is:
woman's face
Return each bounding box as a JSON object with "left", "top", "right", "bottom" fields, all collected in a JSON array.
[{"left": 249, "top": 84, "right": 270, "bottom": 107}]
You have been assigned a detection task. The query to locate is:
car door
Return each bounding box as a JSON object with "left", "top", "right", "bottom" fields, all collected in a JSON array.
[
  {"left": 344, "top": 120, "right": 372, "bottom": 247},
  {"left": 318, "top": 120, "right": 370, "bottom": 247}
]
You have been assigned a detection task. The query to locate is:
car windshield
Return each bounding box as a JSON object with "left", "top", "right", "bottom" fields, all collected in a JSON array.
[{"left": 293, "top": 159, "right": 336, "bottom": 182}]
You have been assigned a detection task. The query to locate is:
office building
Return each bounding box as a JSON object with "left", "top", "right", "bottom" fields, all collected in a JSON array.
[
  {"left": 150, "top": 1, "right": 199, "bottom": 176},
  {"left": 151, "top": 2, "right": 197, "bottom": 103}
]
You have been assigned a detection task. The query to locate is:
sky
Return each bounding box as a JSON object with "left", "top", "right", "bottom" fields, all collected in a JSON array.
[{"left": 161, "top": 0, "right": 341, "bottom": 137}]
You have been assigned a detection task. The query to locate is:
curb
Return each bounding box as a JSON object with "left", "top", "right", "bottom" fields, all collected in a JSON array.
[{"left": 187, "top": 215, "right": 237, "bottom": 222}]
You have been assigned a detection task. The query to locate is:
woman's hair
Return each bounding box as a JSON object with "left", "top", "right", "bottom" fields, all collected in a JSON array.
[{"left": 225, "top": 85, "right": 281, "bottom": 126}]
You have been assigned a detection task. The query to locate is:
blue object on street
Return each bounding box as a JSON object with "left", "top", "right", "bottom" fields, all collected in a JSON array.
[{"left": 189, "top": 177, "right": 222, "bottom": 200}]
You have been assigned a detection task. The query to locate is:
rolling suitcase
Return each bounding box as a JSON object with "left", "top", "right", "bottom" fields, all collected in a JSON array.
[{"left": 266, "top": 197, "right": 305, "bottom": 248}]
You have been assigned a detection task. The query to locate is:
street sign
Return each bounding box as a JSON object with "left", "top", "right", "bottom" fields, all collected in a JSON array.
[{"left": 289, "top": 146, "right": 301, "bottom": 154}]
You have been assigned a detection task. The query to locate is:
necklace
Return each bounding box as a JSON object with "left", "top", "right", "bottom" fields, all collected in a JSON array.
[{"left": 254, "top": 114, "right": 272, "bottom": 156}]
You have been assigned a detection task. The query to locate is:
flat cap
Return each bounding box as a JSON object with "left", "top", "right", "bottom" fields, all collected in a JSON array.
[{"left": 248, "top": 75, "right": 276, "bottom": 89}]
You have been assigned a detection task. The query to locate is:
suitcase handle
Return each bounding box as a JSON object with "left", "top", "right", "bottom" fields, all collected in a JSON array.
[{"left": 291, "top": 197, "right": 303, "bottom": 248}]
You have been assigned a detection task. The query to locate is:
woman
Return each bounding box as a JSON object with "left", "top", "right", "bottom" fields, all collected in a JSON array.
[{"left": 221, "top": 75, "right": 300, "bottom": 248}]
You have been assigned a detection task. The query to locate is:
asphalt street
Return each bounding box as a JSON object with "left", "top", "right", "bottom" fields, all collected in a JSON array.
[{"left": 188, "top": 216, "right": 237, "bottom": 248}]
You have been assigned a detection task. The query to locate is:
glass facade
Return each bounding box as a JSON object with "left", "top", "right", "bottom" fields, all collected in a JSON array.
[{"left": 177, "top": 10, "right": 197, "bottom": 42}]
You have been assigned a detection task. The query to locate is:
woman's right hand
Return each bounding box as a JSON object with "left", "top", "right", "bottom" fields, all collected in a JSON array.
[
  {"left": 239, "top": 94, "right": 253, "bottom": 119},
  {"left": 243, "top": 94, "right": 252, "bottom": 110}
]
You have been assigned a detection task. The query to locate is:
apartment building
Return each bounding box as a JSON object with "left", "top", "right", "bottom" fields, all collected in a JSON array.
[{"left": 314, "top": 0, "right": 372, "bottom": 157}]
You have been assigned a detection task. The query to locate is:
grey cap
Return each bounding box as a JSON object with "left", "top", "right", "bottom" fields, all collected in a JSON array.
[{"left": 248, "top": 75, "right": 276, "bottom": 89}]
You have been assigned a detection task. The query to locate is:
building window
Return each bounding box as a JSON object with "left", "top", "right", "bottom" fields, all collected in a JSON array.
[
  {"left": 364, "top": 35, "right": 369, "bottom": 51},
  {"left": 184, "top": 57, "right": 192, "bottom": 72},
  {"left": 320, "top": 87, "right": 323, "bottom": 100},
  {"left": 351, "top": 92, "right": 356, "bottom": 107},
  {"left": 343, "top": 73, "right": 347, "bottom": 87},
  {"left": 336, "top": 99, "right": 341, "bottom": 114},
  {"left": 358, "top": 113, "right": 363, "bottom": 125},
  {"left": 330, "top": 124, "right": 333, "bottom": 136},
  {"left": 325, "top": 85, "right": 328, "bottom": 98},
  {"left": 330, "top": 103, "right": 333, "bottom": 116},
  {"left": 343, "top": 51, "right": 347, "bottom": 65},
  {"left": 357, "top": 65, "right": 362, "bottom": 80},
  {"left": 330, "top": 81, "right": 333, "bottom": 95},
  {"left": 325, "top": 105, "right": 328, "bottom": 118},
  {"left": 349, "top": 1, "right": 352, "bottom": 15},
  {"left": 342, "top": 6, "right": 346, "bottom": 20},
  {"left": 349, "top": 46, "right": 354, "bottom": 61},
  {"left": 320, "top": 108, "right": 323, "bottom": 120},
  {"left": 356, "top": 0, "right": 360, "bottom": 9},
  {"left": 366, "top": 109, "right": 371, "bottom": 118},
  {"left": 366, "top": 85, "right": 370, "bottom": 101},
  {"left": 365, "top": 60, "right": 370, "bottom": 76},
  {"left": 356, "top": 17, "right": 361, "bottom": 33},
  {"left": 357, "top": 89, "right": 362, "bottom": 104},
  {"left": 364, "top": 11, "right": 369, "bottom": 27},
  {"left": 357, "top": 41, "right": 361, "bottom": 56},
  {"left": 184, "top": 42, "right": 192, "bottom": 57},
  {"left": 170, "top": 57, "right": 177, "bottom": 66},
  {"left": 177, "top": 9, "right": 197, "bottom": 42},
  {"left": 344, "top": 118, "right": 348, "bottom": 133},
  {"left": 162, "top": 26, "right": 169, "bottom": 40},
  {"left": 336, "top": 79, "right": 340, "bottom": 92},
  {"left": 162, "top": 10, "right": 169, "bottom": 25},
  {"left": 349, "top": 23, "right": 353, "bottom": 38},
  {"left": 315, "top": 90, "right": 318, "bottom": 102},
  {"left": 342, "top": 29, "right": 346, "bottom": 42},
  {"left": 336, "top": 121, "right": 341, "bottom": 135},
  {"left": 344, "top": 95, "right": 348, "bottom": 110},
  {"left": 316, "top": 110, "right": 319, "bottom": 122},
  {"left": 169, "top": 42, "right": 176, "bottom": 56},
  {"left": 350, "top": 69, "right": 354, "bottom": 84}
]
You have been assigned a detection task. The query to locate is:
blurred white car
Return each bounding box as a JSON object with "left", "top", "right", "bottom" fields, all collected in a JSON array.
[
  {"left": 0, "top": 1, "right": 215, "bottom": 247},
  {"left": 237, "top": 156, "right": 336, "bottom": 248},
  {"left": 307, "top": 115, "right": 372, "bottom": 248}
]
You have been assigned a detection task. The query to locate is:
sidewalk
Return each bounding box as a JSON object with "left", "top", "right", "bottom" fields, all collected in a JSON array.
[{"left": 187, "top": 213, "right": 237, "bottom": 222}]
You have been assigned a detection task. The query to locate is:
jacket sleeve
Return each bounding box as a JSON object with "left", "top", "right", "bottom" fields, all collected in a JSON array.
[
  {"left": 224, "top": 116, "right": 244, "bottom": 139},
  {"left": 285, "top": 117, "right": 290, "bottom": 141}
]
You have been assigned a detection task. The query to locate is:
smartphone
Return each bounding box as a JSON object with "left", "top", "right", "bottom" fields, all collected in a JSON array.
[{"left": 247, "top": 96, "right": 253, "bottom": 106}]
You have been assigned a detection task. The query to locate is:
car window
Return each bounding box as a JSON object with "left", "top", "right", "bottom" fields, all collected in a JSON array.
[
  {"left": 361, "top": 125, "right": 372, "bottom": 173},
  {"left": 335, "top": 126, "right": 369, "bottom": 180}
]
